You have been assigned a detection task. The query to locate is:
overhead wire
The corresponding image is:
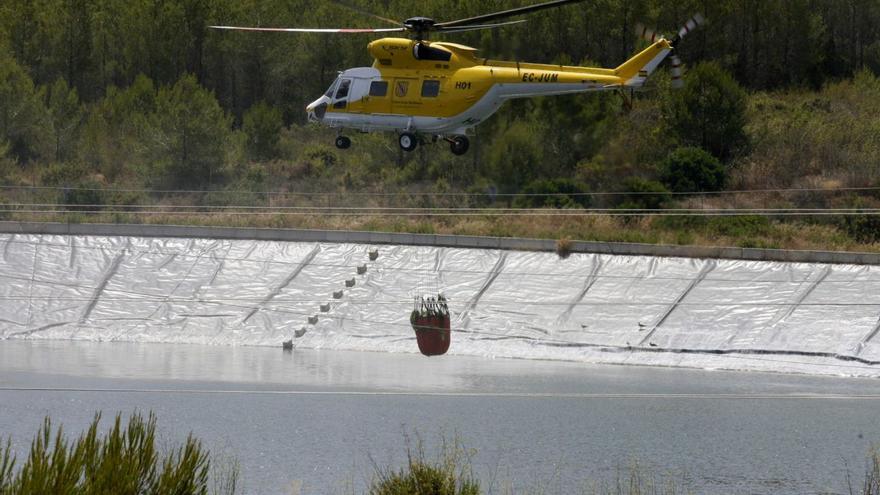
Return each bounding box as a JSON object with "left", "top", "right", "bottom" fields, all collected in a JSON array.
[
  {"left": 4, "top": 183, "right": 880, "bottom": 198},
  {"left": 7, "top": 203, "right": 880, "bottom": 213},
  {"left": 3, "top": 207, "right": 880, "bottom": 217}
]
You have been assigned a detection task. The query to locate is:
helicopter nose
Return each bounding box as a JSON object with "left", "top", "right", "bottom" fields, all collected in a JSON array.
[{"left": 306, "top": 98, "right": 328, "bottom": 122}]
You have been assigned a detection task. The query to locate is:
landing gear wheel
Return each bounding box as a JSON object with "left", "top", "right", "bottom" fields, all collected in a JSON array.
[
  {"left": 398, "top": 132, "right": 418, "bottom": 152},
  {"left": 335, "top": 136, "right": 351, "bottom": 149},
  {"left": 449, "top": 136, "right": 470, "bottom": 155}
]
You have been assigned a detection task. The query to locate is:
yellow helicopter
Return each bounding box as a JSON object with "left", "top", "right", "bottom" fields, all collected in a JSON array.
[{"left": 212, "top": 0, "right": 703, "bottom": 155}]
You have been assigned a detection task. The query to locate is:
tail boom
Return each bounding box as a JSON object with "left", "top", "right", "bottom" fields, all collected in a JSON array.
[{"left": 614, "top": 39, "right": 673, "bottom": 86}]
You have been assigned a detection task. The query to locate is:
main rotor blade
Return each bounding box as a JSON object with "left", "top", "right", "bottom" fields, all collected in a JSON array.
[
  {"left": 209, "top": 25, "right": 406, "bottom": 33},
  {"left": 438, "top": 19, "right": 527, "bottom": 34},
  {"left": 436, "top": 0, "right": 584, "bottom": 28}
]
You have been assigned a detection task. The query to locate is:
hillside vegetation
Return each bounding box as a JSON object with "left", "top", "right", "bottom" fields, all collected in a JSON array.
[{"left": 1, "top": 0, "right": 880, "bottom": 251}]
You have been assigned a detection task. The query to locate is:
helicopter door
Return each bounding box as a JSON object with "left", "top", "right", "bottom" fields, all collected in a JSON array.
[
  {"left": 332, "top": 78, "right": 352, "bottom": 110},
  {"left": 391, "top": 78, "right": 419, "bottom": 114}
]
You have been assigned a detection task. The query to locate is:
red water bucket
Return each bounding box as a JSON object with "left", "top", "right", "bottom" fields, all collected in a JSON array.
[{"left": 411, "top": 314, "right": 451, "bottom": 356}]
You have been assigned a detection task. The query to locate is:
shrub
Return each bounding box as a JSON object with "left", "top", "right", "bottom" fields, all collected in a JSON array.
[
  {"left": 0, "top": 412, "right": 234, "bottom": 494},
  {"left": 556, "top": 237, "right": 573, "bottom": 258},
  {"left": 838, "top": 197, "right": 880, "bottom": 244},
  {"left": 707, "top": 215, "right": 771, "bottom": 238},
  {"left": 370, "top": 435, "right": 480, "bottom": 495},
  {"left": 842, "top": 214, "right": 880, "bottom": 244},
  {"left": 40, "top": 162, "right": 90, "bottom": 186},
  {"left": 62, "top": 180, "right": 105, "bottom": 211},
  {"left": 660, "top": 147, "right": 726, "bottom": 193},
  {"left": 513, "top": 178, "right": 591, "bottom": 209},
  {"left": 616, "top": 177, "right": 672, "bottom": 210}
]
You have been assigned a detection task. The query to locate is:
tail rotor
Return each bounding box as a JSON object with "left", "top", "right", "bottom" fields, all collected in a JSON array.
[
  {"left": 672, "top": 13, "right": 705, "bottom": 47},
  {"left": 634, "top": 14, "right": 705, "bottom": 90},
  {"left": 670, "top": 55, "right": 684, "bottom": 89}
]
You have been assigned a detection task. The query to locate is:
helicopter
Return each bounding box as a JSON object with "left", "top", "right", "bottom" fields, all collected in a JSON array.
[{"left": 212, "top": 0, "right": 703, "bottom": 155}]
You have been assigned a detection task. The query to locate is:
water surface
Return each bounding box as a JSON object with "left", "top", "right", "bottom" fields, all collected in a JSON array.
[{"left": 1, "top": 341, "right": 879, "bottom": 494}]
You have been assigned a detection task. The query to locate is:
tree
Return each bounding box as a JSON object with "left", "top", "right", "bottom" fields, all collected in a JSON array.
[
  {"left": 663, "top": 62, "right": 748, "bottom": 160},
  {"left": 146, "top": 74, "right": 231, "bottom": 187},
  {"left": 0, "top": 46, "right": 49, "bottom": 162},
  {"left": 486, "top": 120, "right": 546, "bottom": 196},
  {"left": 660, "top": 146, "right": 726, "bottom": 193},
  {"left": 242, "top": 101, "right": 282, "bottom": 161},
  {"left": 80, "top": 74, "right": 157, "bottom": 180},
  {"left": 43, "top": 79, "right": 84, "bottom": 161}
]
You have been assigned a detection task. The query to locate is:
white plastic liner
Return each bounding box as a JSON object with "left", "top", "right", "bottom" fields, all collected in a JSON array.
[{"left": 1, "top": 233, "right": 879, "bottom": 377}]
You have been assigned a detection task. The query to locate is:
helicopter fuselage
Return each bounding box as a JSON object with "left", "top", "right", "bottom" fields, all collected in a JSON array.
[{"left": 306, "top": 37, "right": 672, "bottom": 138}]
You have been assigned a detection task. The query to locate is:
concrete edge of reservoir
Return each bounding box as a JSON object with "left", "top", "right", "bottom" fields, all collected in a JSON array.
[{"left": 2, "top": 221, "right": 879, "bottom": 266}]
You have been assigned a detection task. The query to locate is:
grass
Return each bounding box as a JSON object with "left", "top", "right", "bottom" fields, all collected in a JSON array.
[
  {"left": 856, "top": 448, "right": 880, "bottom": 495},
  {"left": 369, "top": 433, "right": 479, "bottom": 495},
  {"left": 0, "top": 412, "right": 236, "bottom": 495},
  {"left": 7, "top": 209, "right": 878, "bottom": 254}
]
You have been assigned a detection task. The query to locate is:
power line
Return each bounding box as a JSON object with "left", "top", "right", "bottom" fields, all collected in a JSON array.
[
  {"left": 7, "top": 203, "right": 880, "bottom": 214},
  {"left": 4, "top": 184, "right": 880, "bottom": 198},
  {"left": 4, "top": 208, "right": 880, "bottom": 217}
]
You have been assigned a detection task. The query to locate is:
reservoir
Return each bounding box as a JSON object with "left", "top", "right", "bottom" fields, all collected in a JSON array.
[{"left": 1, "top": 340, "right": 878, "bottom": 494}]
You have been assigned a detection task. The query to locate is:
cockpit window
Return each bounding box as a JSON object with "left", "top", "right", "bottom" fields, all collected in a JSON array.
[
  {"left": 413, "top": 43, "right": 451, "bottom": 62},
  {"left": 334, "top": 79, "right": 351, "bottom": 100},
  {"left": 324, "top": 79, "right": 339, "bottom": 97}
]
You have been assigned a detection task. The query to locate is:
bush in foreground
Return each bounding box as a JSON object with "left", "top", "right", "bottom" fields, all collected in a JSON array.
[
  {"left": 0, "top": 412, "right": 235, "bottom": 495},
  {"left": 660, "top": 147, "right": 726, "bottom": 193},
  {"left": 369, "top": 435, "right": 479, "bottom": 495}
]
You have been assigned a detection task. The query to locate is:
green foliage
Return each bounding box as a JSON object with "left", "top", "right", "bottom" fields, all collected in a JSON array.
[
  {"left": 513, "top": 178, "right": 591, "bottom": 209},
  {"left": 0, "top": 141, "right": 18, "bottom": 181},
  {"left": 42, "top": 79, "right": 84, "bottom": 162},
  {"left": 706, "top": 216, "right": 771, "bottom": 238},
  {"left": 653, "top": 215, "right": 772, "bottom": 244},
  {"left": 147, "top": 74, "right": 232, "bottom": 187},
  {"left": 0, "top": 46, "right": 49, "bottom": 162},
  {"left": 243, "top": 101, "right": 283, "bottom": 161},
  {"left": 530, "top": 90, "right": 621, "bottom": 170},
  {"left": 40, "top": 162, "right": 89, "bottom": 186},
  {"left": 62, "top": 181, "right": 105, "bottom": 211},
  {"left": 81, "top": 74, "right": 157, "bottom": 180},
  {"left": 663, "top": 62, "right": 748, "bottom": 160},
  {"left": 740, "top": 70, "right": 880, "bottom": 189},
  {"left": 0, "top": 411, "right": 227, "bottom": 494},
  {"left": 370, "top": 435, "right": 479, "bottom": 495},
  {"left": 486, "top": 120, "right": 545, "bottom": 194},
  {"left": 660, "top": 147, "right": 726, "bottom": 193},
  {"left": 841, "top": 198, "right": 880, "bottom": 244},
  {"left": 615, "top": 177, "right": 671, "bottom": 210}
]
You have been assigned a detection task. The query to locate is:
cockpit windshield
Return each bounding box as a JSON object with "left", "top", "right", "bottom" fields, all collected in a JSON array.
[{"left": 324, "top": 78, "right": 340, "bottom": 97}]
